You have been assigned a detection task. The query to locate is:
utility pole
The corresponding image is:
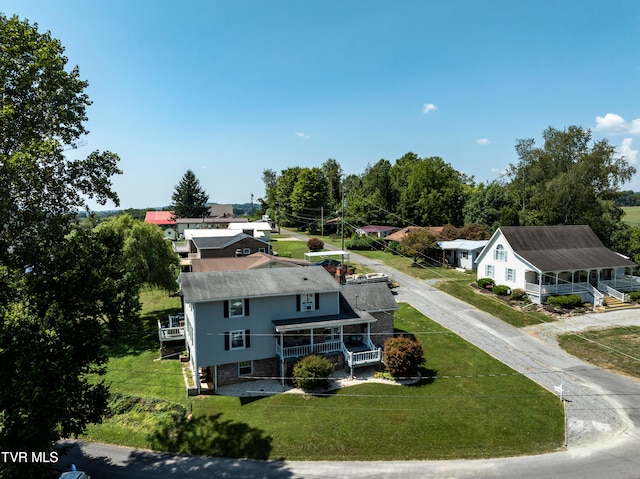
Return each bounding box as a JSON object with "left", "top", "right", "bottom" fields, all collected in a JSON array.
[{"left": 341, "top": 189, "right": 345, "bottom": 265}]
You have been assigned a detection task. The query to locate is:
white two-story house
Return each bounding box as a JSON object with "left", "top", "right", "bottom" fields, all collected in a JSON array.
[
  {"left": 476, "top": 225, "right": 638, "bottom": 306},
  {"left": 179, "top": 267, "right": 397, "bottom": 394}
]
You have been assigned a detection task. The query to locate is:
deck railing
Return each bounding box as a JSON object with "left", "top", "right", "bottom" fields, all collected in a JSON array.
[
  {"left": 158, "top": 320, "right": 185, "bottom": 341},
  {"left": 276, "top": 340, "right": 343, "bottom": 359}
]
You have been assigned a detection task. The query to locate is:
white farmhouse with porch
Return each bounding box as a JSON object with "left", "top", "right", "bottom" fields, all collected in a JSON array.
[{"left": 476, "top": 225, "right": 639, "bottom": 306}]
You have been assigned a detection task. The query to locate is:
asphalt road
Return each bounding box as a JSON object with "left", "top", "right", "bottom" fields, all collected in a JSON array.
[{"left": 56, "top": 237, "right": 640, "bottom": 478}]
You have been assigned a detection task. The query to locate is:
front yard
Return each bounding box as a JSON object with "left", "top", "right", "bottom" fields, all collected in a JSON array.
[{"left": 82, "top": 291, "right": 565, "bottom": 460}]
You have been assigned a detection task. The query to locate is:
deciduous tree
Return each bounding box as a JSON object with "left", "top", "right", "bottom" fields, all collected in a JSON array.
[
  {"left": 0, "top": 14, "right": 126, "bottom": 474},
  {"left": 507, "top": 126, "right": 635, "bottom": 245}
]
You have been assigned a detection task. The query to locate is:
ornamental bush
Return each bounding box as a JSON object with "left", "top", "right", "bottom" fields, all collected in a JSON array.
[
  {"left": 346, "top": 236, "right": 373, "bottom": 250},
  {"left": 492, "top": 285, "right": 510, "bottom": 296},
  {"left": 509, "top": 288, "right": 528, "bottom": 302},
  {"left": 306, "top": 237, "right": 324, "bottom": 252},
  {"left": 292, "top": 355, "right": 334, "bottom": 391},
  {"left": 476, "top": 278, "right": 494, "bottom": 289},
  {"left": 629, "top": 291, "right": 640, "bottom": 302},
  {"left": 383, "top": 336, "right": 425, "bottom": 378},
  {"left": 547, "top": 294, "right": 582, "bottom": 308}
]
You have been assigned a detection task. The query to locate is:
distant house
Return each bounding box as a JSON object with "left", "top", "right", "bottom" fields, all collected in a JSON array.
[
  {"left": 476, "top": 225, "right": 639, "bottom": 305},
  {"left": 189, "top": 253, "right": 307, "bottom": 273},
  {"left": 178, "top": 267, "right": 397, "bottom": 393},
  {"left": 208, "top": 204, "right": 235, "bottom": 218},
  {"left": 384, "top": 226, "right": 444, "bottom": 244},
  {"left": 228, "top": 221, "right": 273, "bottom": 242},
  {"left": 144, "top": 211, "right": 177, "bottom": 240},
  {"left": 189, "top": 233, "right": 271, "bottom": 259},
  {"left": 175, "top": 217, "right": 248, "bottom": 236},
  {"left": 437, "top": 239, "right": 488, "bottom": 270},
  {"left": 355, "top": 225, "right": 400, "bottom": 239}
]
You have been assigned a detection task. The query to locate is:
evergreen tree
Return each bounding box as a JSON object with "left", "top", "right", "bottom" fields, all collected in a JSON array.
[{"left": 171, "top": 169, "right": 210, "bottom": 218}]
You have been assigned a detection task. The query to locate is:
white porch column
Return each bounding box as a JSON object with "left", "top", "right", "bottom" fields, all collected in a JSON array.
[
  {"left": 366, "top": 322, "right": 372, "bottom": 347},
  {"left": 310, "top": 328, "right": 314, "bottom": 351}
]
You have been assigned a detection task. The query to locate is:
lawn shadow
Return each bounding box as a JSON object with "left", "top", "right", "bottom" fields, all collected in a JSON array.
[
  {"left": 409, "top": 367, "right": 438, "bottom": 387},
  {"left": 149, "top": 412, "right": 274, "bottom": 460},
  {"left": 107, "top": 306, "right": 181, "bottom": 357}
]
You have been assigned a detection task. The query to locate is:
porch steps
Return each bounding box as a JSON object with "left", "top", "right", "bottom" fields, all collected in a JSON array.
[{"left": 604, "top": 296, "right": 640, "bottom": 311}]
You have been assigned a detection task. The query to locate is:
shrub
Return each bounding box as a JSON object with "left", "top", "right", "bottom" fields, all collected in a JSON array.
[
  {"left": 306, "top": 237, "right": 324, "bottom": 252},
  {"left": 492, "top": 285, "right": 510, "bottom": 296},
  {"left": 547, "top": 294, "right": 582, "bottom": 309},
  {"left": 292, "top": 355, "right": 334, "bottom": 391},
  {"left": 383, "top": 336, "right": 425, "bottom": 378},
  {"left": 509, "top": 288, "right": 528, "bottom": 302},
  {"left": 629, "top": 291, "right": 640, "bottom": 302},
  {"left": 386, "top": 241, "right": 400, "bottom": 255},
  {"left": 346, "top": 236, "right": 373, "bottom": 250},
  {"left": 476, "top": 278, "right": 494, "bottom": 289}
]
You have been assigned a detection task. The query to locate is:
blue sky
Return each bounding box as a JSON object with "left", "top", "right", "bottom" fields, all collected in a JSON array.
[{"left": 4, "top": 1, "right": 640, "bottom": 210}]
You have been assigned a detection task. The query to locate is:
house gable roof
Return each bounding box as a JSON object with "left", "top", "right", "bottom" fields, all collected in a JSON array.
[
  {"left": 144, "top": 211, "right": 175, "bottom": 225},
  {"left": 437, "top": 239, "right": 488, "bottom": 251},
  {"left": 340, "top": 283, "right": 399, "bottom": 312},
  {"left": 384, "top": 226, "right": 443, "bottom": 243},
  {"left": 490, "top": 225, "right": 636, "bottom": 271},
  {"left": 180, "top": 267, "right": 341, "bottom": 303},
  {"left": 191, "top": 233, "right": 268, "bottom": 250},
  {"left": 357, "top": 225, "right": 400, "bottom": 234}
]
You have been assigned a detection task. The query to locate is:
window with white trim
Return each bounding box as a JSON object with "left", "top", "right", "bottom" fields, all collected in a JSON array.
[
  {"left": 243, "top": 248, "right": 251, "bottom": 255},
  {"left": 486, "top": 264, "right": 494, "bottom": 278},
  {"left": 230, "top": 330, "right": 246, "bottom": 350},
  {"left": 301, "top": 293, "right": 314, "bottom": 311},
  {"left": 506, "top": 268, "right": 516, "bottom": 282},
  {"left": 229, "top": 299, "right": 244, "bottom": 317},
  {"left": 494, "top": 245, "right": 507, "bottom": 261},
  {"left": 238, "top": 360, "right": 253, "bottom": 376}
]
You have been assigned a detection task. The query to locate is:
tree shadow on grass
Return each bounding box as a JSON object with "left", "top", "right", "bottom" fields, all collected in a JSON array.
[
  {"left": 409, "top": 366, "right": 438, "bottom": 387},
  {"left": 149, "top": 413, "right": 274, "bottom": 460},
  {"left": 107, "top": 307, "right": 181, "bottom": 357}
]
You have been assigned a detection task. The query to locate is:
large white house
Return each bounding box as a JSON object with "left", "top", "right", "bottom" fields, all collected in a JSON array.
[{"left": 476, "top": 225, "right": 639, "bottom": 306}]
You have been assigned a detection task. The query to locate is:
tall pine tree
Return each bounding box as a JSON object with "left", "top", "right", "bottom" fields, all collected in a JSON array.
[{"left": 171, "top": 169, "right": 210, "bottom": 218}]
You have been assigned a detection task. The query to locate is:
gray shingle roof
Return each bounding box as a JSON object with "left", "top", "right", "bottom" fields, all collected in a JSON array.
[
  {"left": 191, "top": 233, "right": 267, "bottom": 250},
  {"left": 340, "top": 283, "right": 398, "bottom": 312},
  {"left": 500, "top": 225, "right": 636, "bottom": 271},
  {"left": 179, "top": 267, "right": 341, "bottom": 303}
]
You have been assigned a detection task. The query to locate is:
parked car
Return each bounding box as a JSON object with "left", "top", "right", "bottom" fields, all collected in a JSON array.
[
  {"left": 311, "top": 259, "right": 342, "bottom": 267},
  {"left": 59, "top": 469, "right": 90, "bottom": 479}
]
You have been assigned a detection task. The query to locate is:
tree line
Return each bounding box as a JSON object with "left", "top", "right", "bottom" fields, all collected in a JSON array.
[{"left": 260, "top": 126, "right": 640, "bottom": 261}]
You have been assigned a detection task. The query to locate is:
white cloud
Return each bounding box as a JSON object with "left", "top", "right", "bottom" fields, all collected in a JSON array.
[
  {"left": 422, "top": 103, "right": 437, "bottom": 114},
  {"left": 476, "top": 138, "right": 490, "bottom": 145},
  {"left": 595, "top": 113, "right": 640, "bottom": 135},
  {"left": 617, "top": 137, "right": 638, "bottom": 164},
  {"left": 294, "top": 131, "right": 310, "bottom": 139}
]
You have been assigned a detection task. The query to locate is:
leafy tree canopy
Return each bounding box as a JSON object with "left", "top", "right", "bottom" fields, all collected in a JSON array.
[
  {"left": 507, "top": 125, "right": 635, "bottom": 244},
  {"left": 171, "top": 169, "right": 209, "bottom": 218},
  {"left": 0, "top": 14, "right": 126, "bottom": 471}
]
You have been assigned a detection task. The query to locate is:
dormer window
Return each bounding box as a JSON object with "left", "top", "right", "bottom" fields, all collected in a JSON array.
[{"left": 494, "top": 245, "right": 507, "bottom": 261}]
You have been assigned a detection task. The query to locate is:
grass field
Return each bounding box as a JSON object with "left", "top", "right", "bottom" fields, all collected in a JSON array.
[
  {"left": 82, "top": 292, "right": 564, "bottom": 460},
  {"left": 558, "top": 326, "right": 640, "bottom": 379},
  {"left": 622, "top": 206, "right": 640, "bottom": 226}
]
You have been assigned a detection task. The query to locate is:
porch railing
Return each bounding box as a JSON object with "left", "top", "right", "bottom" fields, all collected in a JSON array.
[
  {"left": 524, "top": 281, "right": 592, "bottom": 295},
  {"left": 276, "top": 340, "right": 343, "bottom": 359},
  {"left": 599, "top": 276, "right": 640, "bottom": 292},
  {"left": 158, "top": 319, "right": 185, "bottom": 341},
  {"left": 346, "top": 348, "right": 382, "bottom": 367},
  {"left": 598, "top": 282, "right": 628, "bottom": 302}
]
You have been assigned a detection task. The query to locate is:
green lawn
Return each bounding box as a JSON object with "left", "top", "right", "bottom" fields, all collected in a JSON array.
[
  {"left": 558, "top": 326, "right": 640, "bottom": 378},
  {"left": 82, "top": 293, "right": 565, "bottom": 460},
  {"left": 622, "top": 206, "right": 640, "bottom": 226}
]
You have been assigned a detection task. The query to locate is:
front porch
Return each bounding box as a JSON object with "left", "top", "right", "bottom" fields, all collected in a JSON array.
[
  {"left": 524, "top": 268, "right": 640, "bottom": 306},
  {"left": 274, "top": 321, "right": 382, "bottom": 382}
]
